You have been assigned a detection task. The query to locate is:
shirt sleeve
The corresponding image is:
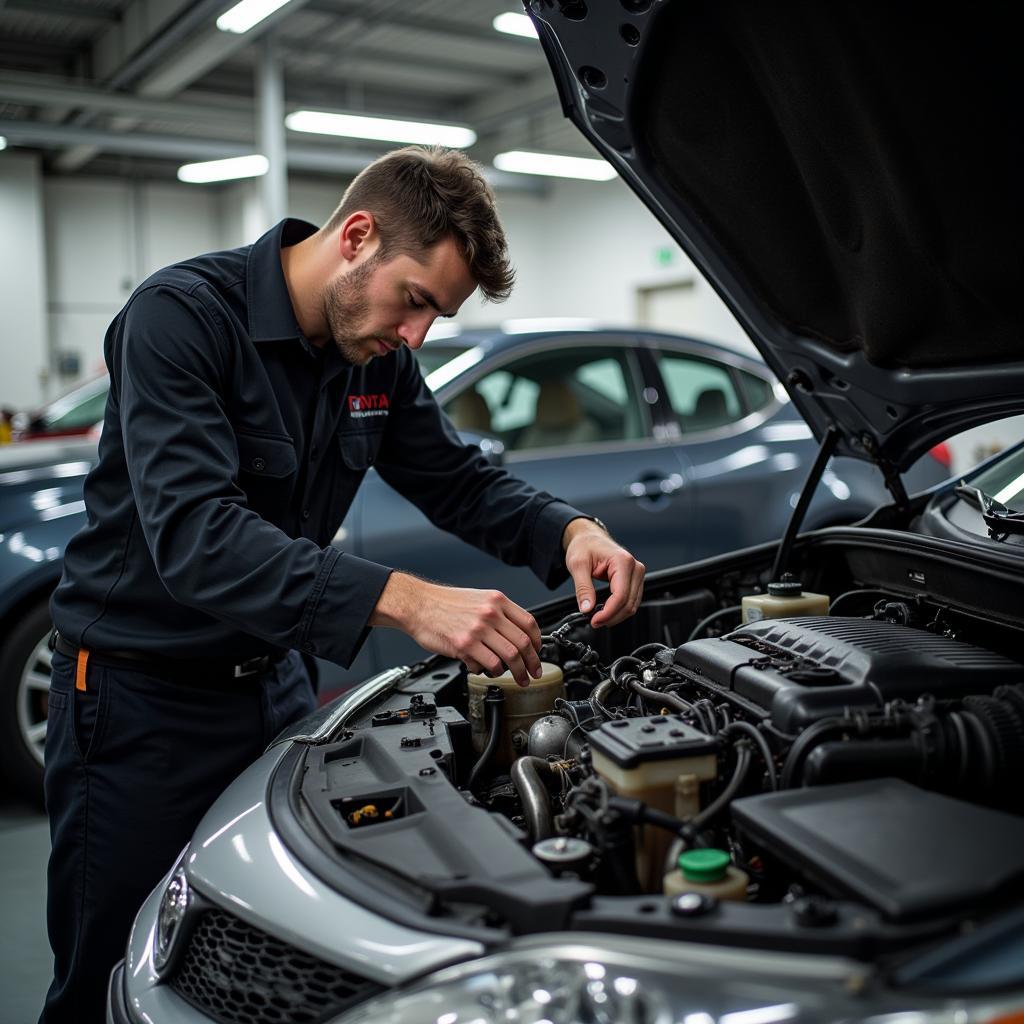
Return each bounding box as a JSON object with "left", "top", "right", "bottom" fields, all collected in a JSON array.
[
  {"left": 115, "top": 282, "right": 389, "bottom": 668},
  {"left": 372, "top": 350, "right": 587, "bottom": 589}
]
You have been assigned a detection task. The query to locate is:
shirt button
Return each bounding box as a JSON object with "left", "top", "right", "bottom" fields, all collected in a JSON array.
[
  {"left": 252, "top": 457, "right": 266, "bottom": 472},
  {"left": 302, "top": 508, "right": 311, "bottom": 520},
  {"left": 302, "top": 641, "right": 316, "bottom": 654}
]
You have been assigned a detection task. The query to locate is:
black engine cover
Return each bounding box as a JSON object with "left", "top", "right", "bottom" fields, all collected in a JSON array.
[{"left": 675, "top": 616, "right": 1024, "bottom": 732}]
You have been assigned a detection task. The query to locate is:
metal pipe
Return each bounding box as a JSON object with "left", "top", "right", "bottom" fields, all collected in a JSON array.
[
  {"left": 510, "top": 756, "right": 555, "bottom": 842},
  {"left": 258, "top": 36, "right": 287, "bottom": 228}
]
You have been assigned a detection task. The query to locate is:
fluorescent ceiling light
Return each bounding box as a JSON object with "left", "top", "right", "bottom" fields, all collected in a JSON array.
[
  {"left": 0, "top": 136, "right": 7, "bottom": 151},
  {"left": 493, "top": 12, "right": 538, "bottom": 38},
  {"left": 177, "top": 154, "right": 269, "bottom": 183},
  {"left": 493, "top": 150, "right": 616, "bottom": 181},
  {"left": 286, "top": 110, "right": 476, "bottom": 149},
  {"left": 216, "top": 0, "right": 292, "bottom": 33}
]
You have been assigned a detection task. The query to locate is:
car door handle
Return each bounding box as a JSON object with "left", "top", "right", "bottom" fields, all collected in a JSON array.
[{"left": 625, "top": 473, "right": 685, "bottom": 499}]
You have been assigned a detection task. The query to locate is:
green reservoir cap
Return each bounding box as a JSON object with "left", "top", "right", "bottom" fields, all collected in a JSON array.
[{"left": 678, "top": 848, "right": 731, "bottom": 882}]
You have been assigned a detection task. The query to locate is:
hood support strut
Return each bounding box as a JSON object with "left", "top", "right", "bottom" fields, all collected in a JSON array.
[{"left": 770, "top": 426, "right": 840, "bottom": 583}]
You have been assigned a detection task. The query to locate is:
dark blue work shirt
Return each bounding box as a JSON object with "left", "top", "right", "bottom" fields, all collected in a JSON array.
[{"left": 51, "top": 219, "right": 583, "bottom": 667}]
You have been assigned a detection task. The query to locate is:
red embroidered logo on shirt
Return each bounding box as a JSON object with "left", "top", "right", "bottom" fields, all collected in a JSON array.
[{"left": 348, "top": 393, "right": 390, "bottom": 418}]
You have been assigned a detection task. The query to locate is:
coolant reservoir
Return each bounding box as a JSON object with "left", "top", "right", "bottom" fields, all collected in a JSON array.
[
  {"left": 664, "top": 848, "right": 748, "bottom": 902},
  {"left": 741, "top": 573, "right": 829, "bottom": 623},
  {"left": 588, "top": 717, "right": 719, "bottom": 892},
  {"left": 467, "top": 662, "right": 564, "bottom": 769}
]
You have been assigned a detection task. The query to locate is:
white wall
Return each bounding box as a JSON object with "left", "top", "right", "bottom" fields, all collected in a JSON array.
[
  {"left": 0, "top": 152, "right": 48, "bottom": 411},
  {"left": 43, "top": 177, "right": 221, "bottom": 396},
  {"left": 466, "top": 176, "right": 752, "bottom": 353}
]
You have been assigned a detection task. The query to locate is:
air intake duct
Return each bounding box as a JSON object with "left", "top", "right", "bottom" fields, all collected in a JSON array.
[{"left": 787, "top": 685, "right": 1024, "bottom": 811}]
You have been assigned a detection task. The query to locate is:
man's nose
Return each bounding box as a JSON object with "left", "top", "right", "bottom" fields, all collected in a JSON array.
[{"left": 398, "top": 317, "right": 433, "bottom": 350}]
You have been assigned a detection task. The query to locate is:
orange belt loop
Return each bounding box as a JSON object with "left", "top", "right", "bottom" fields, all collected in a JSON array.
[{"left": 75, "top": 648, "right": 90, "bottom": 692}]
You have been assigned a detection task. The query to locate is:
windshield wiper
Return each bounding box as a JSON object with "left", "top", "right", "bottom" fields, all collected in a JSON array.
[{"left": 955, "top": 483, "right": 1024, "bottom": 540}]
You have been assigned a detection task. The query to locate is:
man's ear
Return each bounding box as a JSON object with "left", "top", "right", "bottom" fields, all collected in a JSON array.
[{"left": 337, "top": 211, "right": 377, "bottom": 262}]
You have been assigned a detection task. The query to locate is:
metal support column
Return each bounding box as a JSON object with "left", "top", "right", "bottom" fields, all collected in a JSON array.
[{"left": 258, "top": 36, "right": 287, "bottom": 229}]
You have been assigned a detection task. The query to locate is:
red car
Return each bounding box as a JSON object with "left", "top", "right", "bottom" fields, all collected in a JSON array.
[{"left": 8, "top": 373, "right": 109, "bottom": 443}]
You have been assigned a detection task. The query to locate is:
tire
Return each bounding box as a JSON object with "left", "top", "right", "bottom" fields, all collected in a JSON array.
[{"left": 0, "top": 598, "right": 54, "bottom": 806}]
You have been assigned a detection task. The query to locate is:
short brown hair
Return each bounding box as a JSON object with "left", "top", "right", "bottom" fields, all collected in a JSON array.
[{"left": 325, "top": 146, "right": 514, "bottom": 302}]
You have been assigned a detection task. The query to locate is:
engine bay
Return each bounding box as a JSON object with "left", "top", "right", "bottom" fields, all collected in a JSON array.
[{"left": 273, "top": 533, "right": 1024, "bottom": 964}]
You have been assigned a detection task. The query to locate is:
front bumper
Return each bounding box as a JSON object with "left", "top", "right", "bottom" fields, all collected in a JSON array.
[{"left": 106, "top": 962, "right": 131, "bottom": 1024}]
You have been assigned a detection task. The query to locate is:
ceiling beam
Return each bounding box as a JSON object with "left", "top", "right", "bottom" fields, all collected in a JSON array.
[
  {"left": 0, "top": 119, "right": 544, "bottom": 193},
  {"left": 2, "top": 0, "right": 121, "bottom": 22},
  {"left": 0, "top": 72, "right": 252, "bottom": 126},
  {"left": 460, "top": 71, "right": 561, "bottom": 130}
]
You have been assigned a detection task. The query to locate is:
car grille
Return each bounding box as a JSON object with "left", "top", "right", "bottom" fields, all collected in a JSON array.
[{"left": 170, "top": 907, "right": 383, "bottom": 1024}]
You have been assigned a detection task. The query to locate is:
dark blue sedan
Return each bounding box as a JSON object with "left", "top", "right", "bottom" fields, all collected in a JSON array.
[{"left": 0, "top": 324, "right": 950, "bottom": 799}]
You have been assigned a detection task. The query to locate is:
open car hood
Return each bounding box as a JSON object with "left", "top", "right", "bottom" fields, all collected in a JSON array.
[{"left": 528, "top": 0, "right": 1024, "bottom": 471}]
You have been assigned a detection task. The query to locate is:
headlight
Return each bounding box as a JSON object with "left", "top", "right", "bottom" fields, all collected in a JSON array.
[
  {"left": 331, "top": 938, "right": 1011, "bottom": 1024},
  {"left": 152, "top": 860, "right": 192, "bottom": 976},
  {"left": 334, "top": 945, "right": 675, "bottom": 1024}
]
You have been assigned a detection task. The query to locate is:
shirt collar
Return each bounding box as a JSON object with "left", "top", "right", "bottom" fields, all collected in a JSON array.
[{"left": 245, "top": 218, "right": 318, "bottom": 344}]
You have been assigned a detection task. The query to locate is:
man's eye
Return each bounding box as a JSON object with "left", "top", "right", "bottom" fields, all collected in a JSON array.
[{"left": 408, "top": 294, "right": 425, "bottom": 310}]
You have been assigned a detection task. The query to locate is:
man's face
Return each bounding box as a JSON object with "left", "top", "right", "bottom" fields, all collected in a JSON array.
[{"left": 321, "top": 235, "right": 477, "bottom": 366}]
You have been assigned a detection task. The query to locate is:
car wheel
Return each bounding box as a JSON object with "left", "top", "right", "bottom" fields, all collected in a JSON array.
[{"left": 0, "top": 599, "right": 53, "bottom": 806}]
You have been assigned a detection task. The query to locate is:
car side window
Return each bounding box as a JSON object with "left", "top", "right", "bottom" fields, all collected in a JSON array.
[
  {"left": 737, "top": 369, "right": 776, "bottom": 413},
  {"left": 655, "top": 350, "right": 743, "bottom": 433},
  {"left": 444, "top": 346, "right": 645, "bottom": 452}
]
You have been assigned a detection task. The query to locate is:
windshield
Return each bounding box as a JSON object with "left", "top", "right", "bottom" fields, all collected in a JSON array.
[
  {"left": 414, "top": 345, "right": 468, "bottom": 378},
  {"left": 966, "top": 444, "right": 1024, "bottom": 507},
  {"left": 43, "top": 376, "right": 110, "bottom": 430}
]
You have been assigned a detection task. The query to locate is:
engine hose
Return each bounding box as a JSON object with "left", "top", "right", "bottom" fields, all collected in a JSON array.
[
  {"left": 607, "top": 746, "right": 753, "bottom": 846},
  {"left": 605, "top": 796, "right": 690, "bottom": 837},
  {"left": 631, "top": 642, "right": 670, "bottom": 660},
  {"left": 779, "top": 718, "right": 848, "bottom": 789},
  {"left": 510, "top": 756, "right": 556, "bottom": 842},
  {"left": 610, "top": 656, "right": 644, "bottom": 684},
  {"left": 687, "top": 743, "right": 753, "bottom": 834},
  {"left": 720, "top": 721, "right": 778, "bottom": 791},
  {"left": 591, "top": 678, "right": 616, "bottom": 720},
  {"left": 627, "top": 679, "right": 693, "bottom": 716},
  {"left": 467, "top": 687, "right": 505, "bottom": 792}
]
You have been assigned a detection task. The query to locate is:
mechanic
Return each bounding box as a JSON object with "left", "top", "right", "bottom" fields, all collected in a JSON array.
[{"left": 40, "top": 146, "right": 645, "bottom": 1023}]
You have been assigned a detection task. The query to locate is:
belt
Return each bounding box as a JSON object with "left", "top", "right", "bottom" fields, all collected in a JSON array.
[{"left": 50, "top": 631, "right": 287, "bottom": 689}]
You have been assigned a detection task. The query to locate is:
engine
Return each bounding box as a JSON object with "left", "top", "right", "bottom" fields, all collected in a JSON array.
[{"left": 460, "top": 597, "right": 1024, "bottom": 922}]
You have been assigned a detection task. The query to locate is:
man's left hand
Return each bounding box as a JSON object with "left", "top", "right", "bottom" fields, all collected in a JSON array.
[{"left": 562, "top": 518, "right": 645, "bottom": 629}]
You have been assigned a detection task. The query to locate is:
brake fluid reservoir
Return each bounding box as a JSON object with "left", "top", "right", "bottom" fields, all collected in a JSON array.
[
  {"left": 741, "top": 573, "right": 829, "bottom": 623},
  {"left": 467, "top": 662, "right": 564, "bottom": 768},
  {"left": 588, "top": 717, "right": 719, "bottom": 892},
  {"left": 664, "top": 848, "right": 748, "bottom": 902}
]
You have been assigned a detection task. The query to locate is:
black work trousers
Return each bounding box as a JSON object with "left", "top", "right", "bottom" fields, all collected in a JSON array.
[{"left": 39, "top": 648, "right": 316, "bottom": 1024}]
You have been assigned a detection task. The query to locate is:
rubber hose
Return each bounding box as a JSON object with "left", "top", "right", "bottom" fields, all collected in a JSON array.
[
  {"left": 688, "top": 743, "right": 752, "bottom": 833},
  {"left": 779, "top": 718, "right": 847, "bottom": 788},
  {"left": 467, "top": 688, "right": 505, "bottom": 792},
  {"left": 592, "top": 677, "right": 616, "bottom": 720},
  {"left": 720, "top": 721, "right": 778, "bottom": 790},
  {"left": 510, "top": 755, "right": 555, "bottom": 842},
  {"left": 628, "top": 679, "right": 692, "bottom": 716}
]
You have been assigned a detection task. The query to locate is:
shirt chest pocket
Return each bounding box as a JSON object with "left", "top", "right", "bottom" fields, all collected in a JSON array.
[
  {"left": 236, "top": 431, "right": 298, "bottom": 521},
  {"left": 337, "top": 428, "right": 384, "bottom": 473}
]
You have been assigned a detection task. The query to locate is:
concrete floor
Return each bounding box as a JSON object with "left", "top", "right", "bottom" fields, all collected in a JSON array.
[{"left": 0, "top": 791, "right": 50, "bottom": 1024}]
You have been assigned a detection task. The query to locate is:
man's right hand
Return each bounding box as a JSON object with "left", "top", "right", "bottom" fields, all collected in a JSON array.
[{"left": 369, "top": 572, "right": 543, "bottom": 687}]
